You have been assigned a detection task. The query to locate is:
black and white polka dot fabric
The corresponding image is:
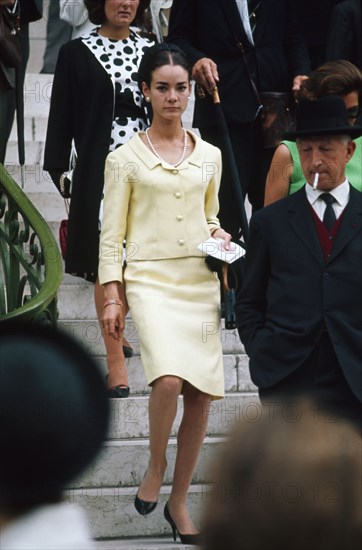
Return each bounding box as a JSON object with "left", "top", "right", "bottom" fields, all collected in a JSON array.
[{"left": 82, "top": 29, "right": 155, "bottom": 151}]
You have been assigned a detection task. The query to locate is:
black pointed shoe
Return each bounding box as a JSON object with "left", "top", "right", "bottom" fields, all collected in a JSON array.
[
  {"left": 107, "top": 385, "right": 130, "bottom": 398},
  {"left": 164, "top": 502, "right": 201, "bottom": 545},
  {"left": 123, "top": 345, "right": 133, "bottom": 358},
  {"left": 134, "top": 494, "right": 158, "bottom": 516}
]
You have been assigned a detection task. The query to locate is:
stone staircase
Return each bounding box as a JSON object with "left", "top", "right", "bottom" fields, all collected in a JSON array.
[{"left": 5, "top": 73, "right": 258, "bottom": 549}]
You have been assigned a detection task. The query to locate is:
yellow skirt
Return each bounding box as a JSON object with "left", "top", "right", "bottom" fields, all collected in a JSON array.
[{"left": 125, "top": 256, "right": 224, "bottom": 400}]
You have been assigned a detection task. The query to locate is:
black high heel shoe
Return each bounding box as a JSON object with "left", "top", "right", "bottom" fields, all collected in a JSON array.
[
  {"left": 123, "top": 345, "right": 133, "bottom": 358},
  {"left": 164, "top": 502, "right": 201, "bottom": 545},
  {"left": 105, "top": 376, "right": 130, "bottom": 398},
  {"left": 134, "top": 494, "right": 157, "bottom": 516},
  {"left": 107, "top": 385, "right": 130, "bottom": 398}
]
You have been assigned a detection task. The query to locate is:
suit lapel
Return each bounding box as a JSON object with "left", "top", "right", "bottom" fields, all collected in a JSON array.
[
  {"left": 328, "top": 186, "right": 362, "bottom": 262},
  {"left": 218, "top": 0, "right": 251, "bottom": 46},
  {"left": 287, "top": 188, "right": 324, "bottom": 266}
]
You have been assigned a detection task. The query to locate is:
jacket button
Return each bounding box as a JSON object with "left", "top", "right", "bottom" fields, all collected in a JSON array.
[
  {"left": 175, "top": 192, "right": 182, "bottom": 198},
  {"left": 176, "top": 215, "right": 183, "bottom": 221},
  {"left": 178, "top": 239, "right": 185, "bottom": 246},
  {"left": 323, "top": 273, "right": 330, "bottom": 279}
]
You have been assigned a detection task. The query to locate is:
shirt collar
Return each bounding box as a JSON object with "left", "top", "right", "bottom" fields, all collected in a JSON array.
[{"left": 305, "top": 178, "right": 350, "bottom": 207}]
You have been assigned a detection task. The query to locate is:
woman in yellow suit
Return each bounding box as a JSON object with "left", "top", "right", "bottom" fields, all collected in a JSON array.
[{"left": 98, "top": 43, "right": 231, "bottom": 545}]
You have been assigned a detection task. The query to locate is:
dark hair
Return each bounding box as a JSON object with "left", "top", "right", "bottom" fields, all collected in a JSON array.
[
  {"left": 138, "top": 43, "right": 192, "bottom": 89},
  {"left": 84, "top": 0, "right": 151, "bottom": 28},
  {"left": 0, "top": 323, "right": 109, "bottom": 516},
  {"left": 296, "top": 60, "right": 362, "bottom": 102}
]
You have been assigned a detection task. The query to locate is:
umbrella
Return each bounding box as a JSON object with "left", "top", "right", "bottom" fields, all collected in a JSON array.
[
  {"left": 197, "top": 86, "right": 249, "bottom": 330},
  {"left": 207, "top": 86, "right": 250, "bottom": 329},
  {"left": 211, "top": 86, "right": 249, "bottom": 244},
  {"left": 15, "top": 65, "right": 25, "bottom": 189}
]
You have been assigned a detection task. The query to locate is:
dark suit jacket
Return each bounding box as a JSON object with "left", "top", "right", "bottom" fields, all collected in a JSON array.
[
  {"left": 20, "top": 0, "right": 43, "bottom": 23},
  {"left": 327, "top": 0, "right": 362, "bottom": 70},
  {"left": 236, "top": 186, "right": 362, "bottom": 401},
  {"left": 0, "top": 62, "right": 15, "bottom": 90},
  {"left": 167, "top": 0, "right": 311, "bottom": 127}
]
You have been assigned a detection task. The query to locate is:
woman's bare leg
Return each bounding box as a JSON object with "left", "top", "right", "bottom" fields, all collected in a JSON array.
[
  {"left": 137, "top": 375, "right": 183, "bottom": 501},
  {"left": 167, "top": 383, "right": 211, "bottom": 534}
]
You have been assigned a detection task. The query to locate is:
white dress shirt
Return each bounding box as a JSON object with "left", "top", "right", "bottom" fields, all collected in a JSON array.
[
  {"left": 235, "top": 0, "right": 254, "bottom": 45},
  {"left": 7, "top": 0, "right": 18, "bottom": 14},
  {"left": 305, "top": 179, "right": 350, "bottom": 222},
  {"left": 1, "top": 502, "right": 93, "bottom": 550}
]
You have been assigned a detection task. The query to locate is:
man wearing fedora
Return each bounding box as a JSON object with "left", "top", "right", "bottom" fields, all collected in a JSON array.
[{"left": 236, "top": 95, "right": 362, "bottom": 428}]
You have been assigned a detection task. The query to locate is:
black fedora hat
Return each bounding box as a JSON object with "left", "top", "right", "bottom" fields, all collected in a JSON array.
[
  {"left": 284, "top": 95, "right": 362, "bottom": 141},
  {"left": 0, "top": 323, "right": 109, "bottom": 509}
]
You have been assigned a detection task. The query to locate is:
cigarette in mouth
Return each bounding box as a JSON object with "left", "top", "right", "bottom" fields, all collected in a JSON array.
[{"left": 313, "top": 172, "right": 319, "bottom": 190}]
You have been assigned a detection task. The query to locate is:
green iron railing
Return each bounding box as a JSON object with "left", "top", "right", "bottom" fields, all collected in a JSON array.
[{"left": 0, "top": 164, "right": 63, "bottom": 324}]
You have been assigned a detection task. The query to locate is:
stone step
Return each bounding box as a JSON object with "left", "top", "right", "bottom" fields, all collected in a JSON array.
[
  {"left": 9, "top": 116, "right": 48, "bottom": 144},
  {"left": 72, "top": 437, "right": 224, "bottom": 490},
  {"left": 5, "top": 159, "right": 56, "bottom": 194},
  {"left": 93, "top": 539, "right": 189, "bottom": 550},
  {"left": 22, "top": 73, "right": 54, "bottom": 117},
  {"left": 64, "top": 484, "right": 215, "bottom": 539},
  {"left": 25, "top": 191, "right": 65, "bottom": 220}
]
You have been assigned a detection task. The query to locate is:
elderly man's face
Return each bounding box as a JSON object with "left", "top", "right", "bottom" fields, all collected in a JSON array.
[{"left": 297, "top": 136, "right": 356, "bottom": 191}]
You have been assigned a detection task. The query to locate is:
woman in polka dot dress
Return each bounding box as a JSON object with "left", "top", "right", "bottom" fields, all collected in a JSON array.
[{"left": 44, "top": 0, "right": 155, "bottom": 398}]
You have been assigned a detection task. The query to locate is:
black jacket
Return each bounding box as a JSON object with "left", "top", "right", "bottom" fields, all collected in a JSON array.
[
  {"left": 167, "top": 0, "right": 311, "bottom": 127},
  {"left": 20, "top": 0, "right": 43, "bottom": 23},
  {"left": 236, "top": 186, "right": 362, "bottom": 401},
  {"left": 327, "top": 0, "right": 362, "bottom": 69},
  {"left": 44, "top": 39, "right": 114, "bottom": 274}
]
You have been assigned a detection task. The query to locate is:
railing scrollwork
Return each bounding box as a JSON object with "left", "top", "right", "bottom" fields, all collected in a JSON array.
[{"left": 0, "top": 164, "right": 63, "bottom": 324}]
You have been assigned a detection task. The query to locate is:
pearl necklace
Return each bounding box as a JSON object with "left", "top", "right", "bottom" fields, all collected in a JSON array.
[{"left": 145, "top": 128, "right": 188, "bottom": 167}]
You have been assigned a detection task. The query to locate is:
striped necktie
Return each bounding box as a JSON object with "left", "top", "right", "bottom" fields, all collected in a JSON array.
[{"left": 248, "top": 0, "right": 261, "bottom": 34}]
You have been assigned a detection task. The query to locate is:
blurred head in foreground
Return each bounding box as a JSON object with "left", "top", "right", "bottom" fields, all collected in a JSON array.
[
  {"left": 201, "top": 401, "right": 361, "bottom": 550},
  {"left": 0, "top": 322, "right": 109, "bottom": 519}
]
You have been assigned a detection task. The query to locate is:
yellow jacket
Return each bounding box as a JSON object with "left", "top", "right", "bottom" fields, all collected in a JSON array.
[{"left": 98, "top": 131, "right": 222, "bottom": 285}]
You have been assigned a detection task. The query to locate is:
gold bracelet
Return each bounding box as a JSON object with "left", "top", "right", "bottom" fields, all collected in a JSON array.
[
  {"left": 103, "top": 299, "right": 124, "bottom": 309},
  {"left": 60, "top": 174, "right": 66, "bottom": 195}
]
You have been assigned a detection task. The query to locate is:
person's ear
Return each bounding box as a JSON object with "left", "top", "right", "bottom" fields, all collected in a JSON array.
[
  {"left": 346, "top": 140, "right": 356, "bottom": 162},
  {"left": 142, "top": 81, "right": 150, "bottom": 102}
]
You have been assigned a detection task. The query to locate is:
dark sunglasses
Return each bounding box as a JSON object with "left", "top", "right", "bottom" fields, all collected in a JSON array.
[{"left": 347, "top": 106, "right": 361, "bottom": 119}]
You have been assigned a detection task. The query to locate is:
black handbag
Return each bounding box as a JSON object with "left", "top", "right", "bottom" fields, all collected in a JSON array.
[
  {"left": 205, "top": 257, "right": 239, "bottom": 330},
  {"left": 0, "top": 5, "right": 22, "bottom": 68}
]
